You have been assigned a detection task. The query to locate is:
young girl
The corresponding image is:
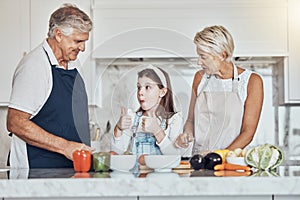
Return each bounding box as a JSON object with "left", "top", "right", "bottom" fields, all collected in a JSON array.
[{"left": 111, "top": 65, "right": 192, "bottom": 160}]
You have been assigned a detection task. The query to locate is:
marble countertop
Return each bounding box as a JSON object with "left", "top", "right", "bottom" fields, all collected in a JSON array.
[{"left": 0, "top": 165, "right": 300, "bottom": 198}]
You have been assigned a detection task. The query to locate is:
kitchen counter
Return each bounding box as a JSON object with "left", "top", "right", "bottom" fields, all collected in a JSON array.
[{"left": 0, "top": 165, "right": 300, "bottom": 200}]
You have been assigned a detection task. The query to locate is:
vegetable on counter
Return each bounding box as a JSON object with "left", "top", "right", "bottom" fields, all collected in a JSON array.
[
  {"left": 214, "top": 170, "right": 252, "bottom": 177},
  {"left": 190, "top": 152, "right": 222, "bottom": 170},
  {"left": 226, "top": 148, "right": 247, "bottom": 157},
  {"left": 72, "top": 150, "right": 91, "bottom": 172},
  {"left": 204, "top": 152, "right": 222, "bottom": 170},
  {"left": 245, "top": 144, "right": 284, "bottom": 170},
  {"left": 214, "top": 163, "right": 251, "bottom": 171},
  {"left": 189, "top": 154, "right": 205, "bottom": 170},
  {"left": 93, "top": 152, "right": 110, "bottom": 172},
  {"left": 213, "top": 149, "right": 230, "bottom": 164}
]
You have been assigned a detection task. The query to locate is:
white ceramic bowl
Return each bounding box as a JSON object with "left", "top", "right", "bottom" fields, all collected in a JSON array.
[
  {"left": 226, "top": 157, "right": 247, "bottom": 166},
  {"left": 110, "top": 155, "right": 136, "bottom": 172},
  {"left": 144, "top": 155, "right": 181, "bottom": 172}
]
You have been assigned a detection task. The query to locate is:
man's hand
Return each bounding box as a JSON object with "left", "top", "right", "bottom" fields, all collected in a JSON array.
[{"left": 64, "top": 141, "right": 92, "bottom": 160}]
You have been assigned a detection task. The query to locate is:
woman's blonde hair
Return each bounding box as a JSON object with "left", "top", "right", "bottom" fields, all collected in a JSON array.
[{"left": 194, "top": 25, "right": 234, "bottom": 62}]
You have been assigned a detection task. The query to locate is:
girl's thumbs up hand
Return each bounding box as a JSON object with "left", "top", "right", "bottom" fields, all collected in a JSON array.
[{"left": 116, "top": 107, "right": 132, "bottom": 131}]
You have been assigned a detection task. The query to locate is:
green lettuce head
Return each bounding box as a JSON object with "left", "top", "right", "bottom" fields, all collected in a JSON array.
[{"left": 245, "top": 144, "right": 284, "bottom": 170}]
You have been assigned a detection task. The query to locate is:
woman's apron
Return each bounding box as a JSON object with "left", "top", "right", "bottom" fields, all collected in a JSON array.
[
  {"left": 193, "top": 64, "right": 244, "bottom": 153},
  {"left": 26, "top": 49, "right": 90, "bottom": 168}
]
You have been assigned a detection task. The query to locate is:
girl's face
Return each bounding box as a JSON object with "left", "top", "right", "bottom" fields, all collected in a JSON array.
[
  {"left": 196, "top": 48, "right": 222, "bottom": 75},
  {"left": 137, "top": 76, "right": 166, "bottom": 114}
]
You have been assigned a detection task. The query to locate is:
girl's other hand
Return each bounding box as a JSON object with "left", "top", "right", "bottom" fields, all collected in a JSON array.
[
  {"left": 141, "top": 116, "right": 161, "bottom": 134},
  {"left": 174, "top": 132, "right": 194, "bottom": 148}
]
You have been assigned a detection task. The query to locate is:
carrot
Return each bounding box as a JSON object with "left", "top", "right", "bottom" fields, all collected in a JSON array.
[
  {"left": 214, "top": 164, "right": 225, "bottom": 170},
  {"left": 214, "top": 163, "right": 251, "bottom": 171},
  {"left": 214, "top": 170, "right": 252, "bottom": 177},
  {"left": 180, "top": 161, "right": 190, "bottom": 165}
]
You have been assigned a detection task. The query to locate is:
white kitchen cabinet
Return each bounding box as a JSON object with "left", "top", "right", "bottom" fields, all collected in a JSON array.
[
  {"left": 140, "top": 196, "right": 272, "bottom": 200},
  {"left": 0, "top": 0, "right": 30, "bottom": 105},
  {"left": 278, "top": 0, "right": 300, "bottom": 104},
  {"left": 5, "top": 198, "right": 136, "bottom": 200},
  {"left": 92, "top": 0, "right": 288, "bottom": 58},
  {"left": 274, "top": 195, "right": 300, "bottom": 200}
]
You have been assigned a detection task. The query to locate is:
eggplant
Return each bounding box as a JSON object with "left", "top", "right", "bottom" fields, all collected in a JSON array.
[
  {"left": 189, "top": 154, "right": 205, "bottom": 170},
  {"left": 204, "top": 152, "right": 222, "bottom": 170}
]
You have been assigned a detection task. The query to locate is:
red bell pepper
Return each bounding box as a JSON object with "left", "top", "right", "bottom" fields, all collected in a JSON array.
[{"left": 72, "top": 150, "right": 91, "bottom": 172}]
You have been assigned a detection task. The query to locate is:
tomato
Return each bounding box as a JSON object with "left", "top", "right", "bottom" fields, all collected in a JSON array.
[
  {"left": 72, "top": 150, "right": 91, "bottom": 172},
  {"left": 110, "top": 151, "right": 118, "bottom": 155},
  {"left": 138, "top": 154, "right": 147, "bottom": 165}
]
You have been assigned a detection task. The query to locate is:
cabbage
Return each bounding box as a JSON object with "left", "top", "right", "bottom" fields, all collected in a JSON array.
[
  {"left": 251, "top": 170, "right": 279, "bottom": 177},
  {"left": 245, "top": 144, "right": 284, "bottom": 170}
]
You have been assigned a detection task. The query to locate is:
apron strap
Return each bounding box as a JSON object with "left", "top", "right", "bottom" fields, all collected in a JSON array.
[
  {"left": 232, "top": 64, "right": 239, "bottom": 93},
  {"left": 197, "top": 64, "right": 239, "bottom": 95},
  {"left": 197, "top": 74, "right": 209, "bottom": 96}
]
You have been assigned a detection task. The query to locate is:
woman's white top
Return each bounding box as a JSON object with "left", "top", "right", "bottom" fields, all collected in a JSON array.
[{"left": 197, "top": 69, "right": 253, "bottom": 104}]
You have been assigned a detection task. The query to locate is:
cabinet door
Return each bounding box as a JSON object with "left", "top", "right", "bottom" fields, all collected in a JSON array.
[
  {"left": 286, "top": 0, "right": 300, "bottom": 103},
  {"left": 140, "top": 196, "right": 271, "bottom": 200},
  {"left": 0, "top": 0, "right": 30, "bottom": 105},
  {"left": 92, "top": 0, "right": 288, "bottom": 58},
  {"left": 274, "top": 195, "right": 300, "bottom": 200}
]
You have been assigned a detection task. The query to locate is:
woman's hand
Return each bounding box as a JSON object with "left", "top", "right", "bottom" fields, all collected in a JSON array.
[
  {"left": 116, "top": 107, "right": 132, "bottom": 131},
  {"left": 174, "top": 132, "right": 194, "bottom": 148}
]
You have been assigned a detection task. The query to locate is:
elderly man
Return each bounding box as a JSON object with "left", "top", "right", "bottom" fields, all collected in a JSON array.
[{"left": 7, "top": 4, "right": 93, "bottom": 168}]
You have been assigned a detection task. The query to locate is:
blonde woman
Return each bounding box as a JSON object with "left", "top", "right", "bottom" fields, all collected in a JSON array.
[{"left": 175, "top": 25, "right": 264, "bottom": 154}]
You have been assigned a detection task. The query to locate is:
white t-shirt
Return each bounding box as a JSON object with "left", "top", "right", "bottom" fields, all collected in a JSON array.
[
  {"left": 111, "top": 112, "right": 193, "bottom": 157},
  {"left": 9, "top": 39, "right": 82, "bottom": 168}
]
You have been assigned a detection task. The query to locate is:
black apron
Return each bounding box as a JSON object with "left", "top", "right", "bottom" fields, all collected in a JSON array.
[{"left": 26, "top": 49, "right": 90, "bottom": 168}]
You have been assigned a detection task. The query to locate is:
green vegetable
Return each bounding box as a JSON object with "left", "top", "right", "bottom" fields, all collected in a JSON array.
[
  {"left": 92, "top": 152, "right": 110, "bottom": 172},
  {"left": 245, "top": 144, "right": 284, "bottom": 170},
  {"left": 251, "top": 170, "right": 279, "bottom": 177}
]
